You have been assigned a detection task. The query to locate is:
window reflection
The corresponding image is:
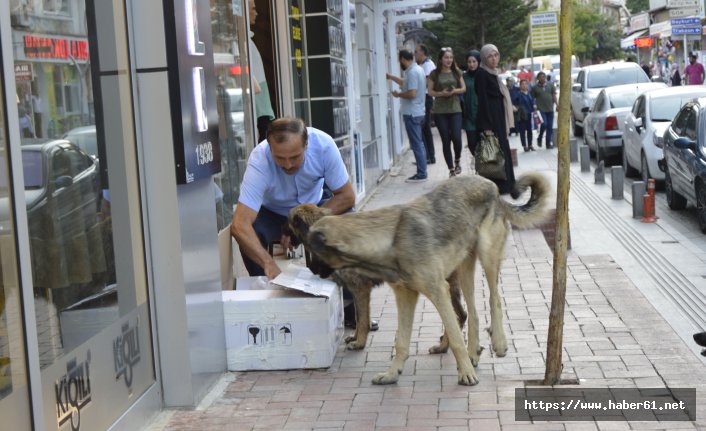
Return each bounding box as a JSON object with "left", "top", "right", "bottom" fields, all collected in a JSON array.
[{"left": 211, "top": 0, "right": 255, "bottom": 232}]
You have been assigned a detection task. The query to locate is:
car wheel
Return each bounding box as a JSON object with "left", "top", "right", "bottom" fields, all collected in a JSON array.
[
  {"left": 622, "top": 142, "right": 638, "bottom": 177},
  {"left": 571, "top": 110, "right": 583, "bottom": 137},
  {"left": 665, "top": 168, "right": 687, "bottom": 210},
  {"left": 697, "top": 182, "right": 706, "bottom": 234},
  {"left": 640, "top": 153, "right": 651, "bottom": 183}
]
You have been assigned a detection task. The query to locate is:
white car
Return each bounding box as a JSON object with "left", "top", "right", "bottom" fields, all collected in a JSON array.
[
  {"left": 582, "top": 82, "right": 666, "bottom": 163},
  {"left": 571, "top": 62, "right": 650, "bottom": 137},
  {"left": 623, "top": 86, "right": 706, "bottom": 183}
]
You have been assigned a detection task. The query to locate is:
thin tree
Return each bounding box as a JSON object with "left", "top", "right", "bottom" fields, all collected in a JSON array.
[{"left": 544, "top": 0, "right": 572, "bottom": 385}]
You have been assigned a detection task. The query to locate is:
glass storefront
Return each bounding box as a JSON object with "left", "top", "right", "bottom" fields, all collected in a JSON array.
[
  {"left": 6, "top": 0, "right": 156, "bottom": 429},
  {"left": 211, "top": 0, "right": 256, "bottom": 232}
]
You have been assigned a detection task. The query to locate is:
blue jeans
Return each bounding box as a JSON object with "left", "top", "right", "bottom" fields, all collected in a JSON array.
[
  {"left": 539, "top": 111, "right": 554, "bottom": 146},
  {"left": 403, "top": 114, "right": 427, "bottom": 177}
]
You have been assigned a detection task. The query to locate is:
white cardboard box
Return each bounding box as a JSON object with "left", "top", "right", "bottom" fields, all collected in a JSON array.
[{"left": 223, "top": 264, "right": 343, "bottom": 371}]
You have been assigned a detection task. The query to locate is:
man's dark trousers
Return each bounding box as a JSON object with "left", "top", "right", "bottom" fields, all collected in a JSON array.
[{"left": 422, "top": 95, "right": 435, "bottom": 162}]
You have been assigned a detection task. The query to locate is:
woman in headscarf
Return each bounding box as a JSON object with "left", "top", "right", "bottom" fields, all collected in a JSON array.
[
  {"left": 670, "top": 62, "right": 682, "bottom": 87},
  {"left": 475, "top": 44, "right": 516, "bottom": 194},
  {"left": 428, "top": 47, "right": 466, "bottom": 177},
  {"left": 462, "top": 50, "right": 481, "bottom": 155}
]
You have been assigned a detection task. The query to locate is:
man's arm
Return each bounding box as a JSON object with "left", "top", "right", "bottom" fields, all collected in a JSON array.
[
  {"left": 386, "top": 73, "right": 404, "bottom": 86},
  {"left": 230, "top": 203, "right": 282, "bottom": 279},
  {"left": 393, "top": 88, "right": 417, "bottom": 99},
  {"left": 321, "top": 180, "right": 355, "bottom": 215}
]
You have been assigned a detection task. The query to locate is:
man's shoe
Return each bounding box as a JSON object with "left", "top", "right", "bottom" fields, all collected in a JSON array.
[
  {"left": 449, "top": 169, "right": 456, "bottom": 178},
  {"left": 693, "top": 332, "right": 706, "bottom": 347},
  {"left": 523, "top": 146, "right": 529, "bottom": 152},
  {"left": 405, "top": 174, "right": 428, "bottom": 183},
  {"left": 529, "top": 146, "right": 536, "bottom": 151},
  {"left": 537, "top": 137, "right": 542, "bottom": 147},
  {"left": 454, "top": 160, "right": 462, "bottom": 175}
]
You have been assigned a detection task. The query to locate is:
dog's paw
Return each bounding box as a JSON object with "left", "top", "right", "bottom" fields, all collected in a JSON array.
[
  {"left": 346, "top": 340, "right": 366, "bottom": 350},
  {"left": 458, "top": 370, "right": 479, "bottom": 386},
  {"left": 344, "top": 334, "right": 357, "bottom": 343},
  {"left": 470, "top": 346, "right": 485, "bottom": 367},
  {"left": 428, "top": 343, "right": 449, "bottom": 354},
  {"left": 372, "top": 370, "right": 401, "bottom": 385},
  {"left": 490, "top": 331, "right": 507, "bottom": 357}
]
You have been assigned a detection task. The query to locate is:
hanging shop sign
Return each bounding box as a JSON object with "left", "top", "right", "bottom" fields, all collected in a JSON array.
[
  {"left": 14, "top": 63, "right": 33, "bottom": 80},
  {"left": 163, "top": 0, "right": 221, "bottom": 184},
  {"left": 635, "top": 37, "right": 654, "bottom": 48}
]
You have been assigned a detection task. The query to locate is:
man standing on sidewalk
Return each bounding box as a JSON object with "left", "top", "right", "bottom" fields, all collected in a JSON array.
[
  {"left": 531, "top": 71, "right": 557, "bottom": 149},
  {"left": 387, "top": 49, "right": 428, "bottom": 183},
  {"left": 683, "top": 52, "right": 704, "bottom": 85},
  {"left": 415, "top": 44, "right": 436, "bottom": 164}
]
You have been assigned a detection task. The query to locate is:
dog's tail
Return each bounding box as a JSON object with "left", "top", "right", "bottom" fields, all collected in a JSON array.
[{"left": 500, "top": 172, "right": 551, "bottom": 229}]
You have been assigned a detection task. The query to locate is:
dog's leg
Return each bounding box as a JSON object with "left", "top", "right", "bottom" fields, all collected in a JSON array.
[
  {"left": 458, "top": 251, "right": 483, "bottom": 366},
  {"left": 479, "top": 230, "right": 508, "bottom": 357},
  {"left": 372, "top": 284, "right": 417, "bottom": 385},
  {"left": 428, "top": 272, "right": 467, "bottom": 355},
  {"left": 425, "top": 280, "right": 479, "bottom": 386},
  {"left": 345, "top": 285, "right": 371, "bottom": 350}
]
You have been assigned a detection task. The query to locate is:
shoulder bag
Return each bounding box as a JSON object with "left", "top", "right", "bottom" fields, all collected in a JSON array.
[{"left": 474, "top": 133, "right": 507, "bottom": 180}]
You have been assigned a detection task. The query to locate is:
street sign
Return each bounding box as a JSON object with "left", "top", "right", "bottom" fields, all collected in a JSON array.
[
  {"left": 667, "top": 0, "right": 699, "bottom": 8},
  {"left": 671, "top": 17, "right": 700, "bottom": 25},
  {"left": 530, "top": 11, "right": 559, "bottom": 49},
  {"left": 669, "top": 7, "right": 700, "bottom": 17},
  {"left": 672, "top": 26, "right": 702, "bottom": 35}
]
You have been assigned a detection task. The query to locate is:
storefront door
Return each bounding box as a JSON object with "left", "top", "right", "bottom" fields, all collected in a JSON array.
[{"left": 2, "top": 0, "right": 156, "bottom": 429}]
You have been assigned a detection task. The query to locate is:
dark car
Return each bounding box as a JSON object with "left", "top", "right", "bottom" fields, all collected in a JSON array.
[
  {"left": 19, "top": 140, "right": 102, "bottom": 289},
  {"left": 661, "top": 98, "right": 706, "bottom": 233}
]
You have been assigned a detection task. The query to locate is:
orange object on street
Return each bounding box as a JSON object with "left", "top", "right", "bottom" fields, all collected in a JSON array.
[{"left": 641, "top": 182, "right": 657, "bottom": 223}]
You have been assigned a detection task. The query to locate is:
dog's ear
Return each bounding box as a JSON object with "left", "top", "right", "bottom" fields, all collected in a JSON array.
[
  {"left": 308, "top": 230, "right": 327, "bottom": 254},
  {"left": 289, "top": 212, "right": 310, "bottom": 240}
]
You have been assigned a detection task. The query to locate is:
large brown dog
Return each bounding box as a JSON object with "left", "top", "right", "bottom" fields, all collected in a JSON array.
[
  {"left": 287, "top": 205, "right": 467, "bottom": 351},
  {"left": 306, "top": 173, "right": 550, "bottom": 385}
]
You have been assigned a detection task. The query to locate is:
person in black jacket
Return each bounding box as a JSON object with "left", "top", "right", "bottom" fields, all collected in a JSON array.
[{"left": 475, "top": 44, "right": 516, "bottom": 194}]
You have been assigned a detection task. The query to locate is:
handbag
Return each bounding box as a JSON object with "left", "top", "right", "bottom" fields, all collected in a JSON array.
[
  {"left": 533, "top": 111, "right": 544, "bottom": 127},
  {"left": 474, "top": 133, "right": 507, "bottom": 180}
]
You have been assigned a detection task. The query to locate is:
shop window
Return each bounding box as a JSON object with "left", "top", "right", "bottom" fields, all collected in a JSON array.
[
  {"left": 42, "top": 0, "right": 70, "bottom": 16},
  {"left": 210, "top": 0, "right": 256, "bottom": 232}
]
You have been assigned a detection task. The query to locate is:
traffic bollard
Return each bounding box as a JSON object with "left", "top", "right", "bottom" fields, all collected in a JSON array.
[
  {"left": 641, "top": 192, "right": 657, "bottom": 223},
  {"left": 569, "top": 138, "right": 578, "bottom": 163},
  {"left": 632, "top": 181, "right": 645, "bottom": 218},
  {"left": 611, "top": 166, "right": 624, "bottom": 199},
  {"left": 594, "top": 161, "right": 605, "bottom": 184},
  {"left": 580, "top": 146, "right": 590, "bottom": 172}
]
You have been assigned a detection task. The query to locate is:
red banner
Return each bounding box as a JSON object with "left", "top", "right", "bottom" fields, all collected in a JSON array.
[{"left": 23, "top": 35, "right": 89, "bottom": 61}]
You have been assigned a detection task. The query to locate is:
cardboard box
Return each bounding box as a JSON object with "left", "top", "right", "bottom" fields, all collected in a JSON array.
[{"left": 223, "top": 264, "right": 343, "bottom": 371}]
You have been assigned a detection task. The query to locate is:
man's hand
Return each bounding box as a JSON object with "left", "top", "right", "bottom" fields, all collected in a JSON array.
[
  {"left": 385, "top": 73, "right": 393, "bottom": 80},
  {"left": 391, "top": 90, "right": 400, "bottom": 98},
  {"left": 264, "top": 261, "right": 282, "bottom": 280}
]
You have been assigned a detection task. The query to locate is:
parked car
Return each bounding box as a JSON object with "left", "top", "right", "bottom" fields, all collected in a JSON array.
[
  {"left": 582, "top": 82, "right": 665, "bottom": 163},
  {"left": 571, "top": 62, "right": 650, "bottom": 136},
  {"left": 661, "top": 98, "right": 706, "bottom": 233},
  {"left": 63, "top": 125, "right": 97, "bottom": 157},
  {"left": 623, "top": 86, "right": 706, "bottom": 183}
]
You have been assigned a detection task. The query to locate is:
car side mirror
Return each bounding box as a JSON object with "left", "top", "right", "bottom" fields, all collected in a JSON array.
[
  {"left": 674, "top": 137, "right": 697, "bottom": 152},
  {"left": 54, "top": 175, "right": 73, "bottom": 189},
  {"left": 581, "top": 106, "right": 590, "bottom": 113},
  {"left": 572, "top": 83, "right": 582, "bottom": 92}
]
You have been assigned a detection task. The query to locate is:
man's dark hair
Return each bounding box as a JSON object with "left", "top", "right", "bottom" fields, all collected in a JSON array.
[
  {"left": 399, "top": 49, "right": 414, "bottom": 61},
  {"left": 416, "top": 44, "right": 428, "bottom": 56},
  {"left": 267, "top": 117, "right": 308, "bottom": 146},
  {"left": 536, "top": 71, "right": 546, "bottom": 78}
]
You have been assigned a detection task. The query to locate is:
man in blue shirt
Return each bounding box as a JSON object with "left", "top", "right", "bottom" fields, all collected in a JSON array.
[
  {"left": 386, "top": 49, "right": 428, "bottom": 182},
  {"left": 231, "top": 117, "right": 355, "bottom": 279}
]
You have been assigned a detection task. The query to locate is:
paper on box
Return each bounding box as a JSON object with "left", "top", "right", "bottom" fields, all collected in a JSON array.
[{"left": 223, "top": 263, "right": 343, "bottom": 371}]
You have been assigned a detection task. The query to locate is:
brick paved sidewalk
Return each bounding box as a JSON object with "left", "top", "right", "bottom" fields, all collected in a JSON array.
[{"left": 151, "top": 135, "right": 706, "bottom": 431}]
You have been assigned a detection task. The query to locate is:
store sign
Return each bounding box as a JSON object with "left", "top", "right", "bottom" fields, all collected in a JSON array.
[
  {"left": 164, "top": 0, "right": 221, "bottom": 184},
  {"left": 290, "top": 0, "right": 303, "bottom": 70},
  {"left": 113, "top": 319, "right": 141, "bottom": 389},
  {"left": 55, "top": 351, "right": 92, "bottom": 431},
  {"left": 530, "top": 11, "right": 560, "bottom": 50},
  {"left": 629, "top": 13, "right": 650, "bottom": 32},
  {"left": 14, "top": 63, "right": 33, "bottom": 80},
  {"left": 23, "top": 35, "right": 89, "bottom": 61},
  {"left": 635, "top": 37, "right": 654, "bottom": 48}
]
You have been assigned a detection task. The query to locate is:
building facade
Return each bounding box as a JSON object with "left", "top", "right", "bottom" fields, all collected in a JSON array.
[{"left": 0, "top": 0, "right": 423, "bottom": 429}]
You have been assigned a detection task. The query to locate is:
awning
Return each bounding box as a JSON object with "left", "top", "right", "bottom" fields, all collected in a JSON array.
[{"left": 621, "top": 30, "right": 649, "bottom": 49}]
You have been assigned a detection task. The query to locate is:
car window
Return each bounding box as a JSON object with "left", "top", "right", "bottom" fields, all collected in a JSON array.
[
  {"left": 587, "top": 67, "right": 649, "bottom": 88},
  {"left": 685, "top": 108, "right": 697, "bottom": 140},
  {"left": 576, "top": 71, "right": 584, "bottom": 89},
  {"left": 593, "top": 92, "right": 605, "bottom": 111},
  {"left": 64, "top": 148, "right": 93, "bottom": 176},
  {"left": 651, "top": 96, "right": 704, "bottom": 122},
  {"left": 609, "top": 89, "right": 639, "bottom": 109},
  {"left": 671, "top": 106, "right": 691, "bottom": 135},
  {"left": 22, "top": 151, "right": 43, "bottom": 189},
  {"left": 51, "top": 151, "right": 73, "bottom": 179},
  {"left": 632, "top": 96, "right": 644, "bottom": 117}
]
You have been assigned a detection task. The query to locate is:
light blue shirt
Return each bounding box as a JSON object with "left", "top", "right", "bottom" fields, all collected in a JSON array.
[
  {"left": 400, "top": 63, "right": 426, "bottom": 117},
  {"left": 239, "top": 127, "right": 349, "bottom": 216}
]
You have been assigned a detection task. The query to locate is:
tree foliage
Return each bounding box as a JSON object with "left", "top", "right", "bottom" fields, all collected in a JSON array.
[
  {"left": 570, "top": 0, "right": 622, "bottom": 64},
  {"left": 626, "top": 0, "right": 649, "bottom": 14}
]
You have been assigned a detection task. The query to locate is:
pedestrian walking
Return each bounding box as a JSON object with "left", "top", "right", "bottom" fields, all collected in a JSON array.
[
  {"left": 475, "top": 44, "right": 516, "bottom": 194},
  {"left": 387, "top": 49, "right": 428, "bottom": 183},
  {"left": 512, "top": 79, "right": 535, "bottom": 152},
  {"left": 462, "top": 50, "right": 481, "bottom": 155},
  {"left": 683, "top": 52, "right": 704, "bottom": 85},
  {"left": 415, "top": 44, "right": 436, "bottom": 164},
  {"left": 427, "top": 47, "right": 466, "bottom": 177},
  {"left": 670, "top": 63, "right": 682, "bottom": 86},
  {"left": 506, "top": 77, "right": 519, "bottom": 136},
  {"left": 531, "top": 71, "right": 557, "bottom": 149}
]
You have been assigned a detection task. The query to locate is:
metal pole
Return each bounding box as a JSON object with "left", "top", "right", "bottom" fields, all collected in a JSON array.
[{"left": 684, "top": 35, "right": 688, "bottom": 68}]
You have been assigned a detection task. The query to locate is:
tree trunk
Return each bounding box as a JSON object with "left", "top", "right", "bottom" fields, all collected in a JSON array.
[{"left": 544, "top": 1, "right": 572, "bottom": 386}]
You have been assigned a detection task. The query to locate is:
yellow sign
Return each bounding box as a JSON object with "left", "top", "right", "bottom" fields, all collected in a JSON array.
[{"left": 530, "top": 11, "right": 560, "bottom": 50}]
